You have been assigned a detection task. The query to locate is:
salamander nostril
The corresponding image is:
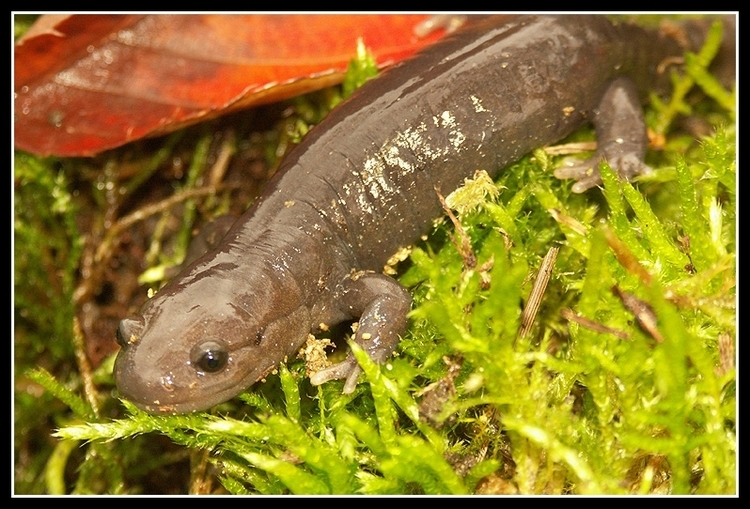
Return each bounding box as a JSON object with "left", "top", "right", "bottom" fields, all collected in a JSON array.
[{"left": 115, "top": 317, "right": 144, "bottom": 348}]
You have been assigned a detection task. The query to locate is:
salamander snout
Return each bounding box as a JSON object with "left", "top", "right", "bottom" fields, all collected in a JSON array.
[{"left": 115, "top": 316, "right": 144, "bottom": 348}]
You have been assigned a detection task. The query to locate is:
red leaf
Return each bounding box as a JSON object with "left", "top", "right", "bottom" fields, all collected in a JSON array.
[{"left": 14, "top": 14, "right": 448, "bottom": 157}]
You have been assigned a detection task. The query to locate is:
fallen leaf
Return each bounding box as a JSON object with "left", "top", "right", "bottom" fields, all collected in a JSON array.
[{"left": 14, "top": 14, "right": 448, "bottom": 157}]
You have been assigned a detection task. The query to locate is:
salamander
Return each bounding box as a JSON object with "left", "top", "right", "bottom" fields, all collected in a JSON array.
[{"left": 114, "top": 14, "right": 729, "bottom": 414}]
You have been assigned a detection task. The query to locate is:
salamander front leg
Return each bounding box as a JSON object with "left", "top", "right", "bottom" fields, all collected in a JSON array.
[
  {"left": 309, "top": 272, "right": 411, "bottom": 393},
  {"left": 555, "top": 77, "right": 653, "bottom": 193}
]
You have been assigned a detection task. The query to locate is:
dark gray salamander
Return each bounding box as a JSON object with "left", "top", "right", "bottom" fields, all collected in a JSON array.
[{"left": 114, "top": 15, "right": 719, "bottom": 414}]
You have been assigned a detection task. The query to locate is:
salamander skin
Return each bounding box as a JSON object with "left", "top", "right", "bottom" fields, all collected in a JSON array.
[{"left": 114, "top": 15, "right": 719, "bottom": 414}]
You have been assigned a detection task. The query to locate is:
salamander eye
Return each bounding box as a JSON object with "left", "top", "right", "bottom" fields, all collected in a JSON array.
[{"left": 190, "top": 340, "right": 229, "bottom": 373}]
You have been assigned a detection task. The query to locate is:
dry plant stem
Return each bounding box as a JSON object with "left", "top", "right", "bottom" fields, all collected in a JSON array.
[
  {"left": 72, "top": 316, "right": 100, "bottom": 417},
  {"left": 604, "top": 228, "right": 653, "bottom": 284},
  {"left": 543, "top": 141, "right": 598, "bottom": 156},
  {"left": 612, "top": 286, "right": 665, "bottom": 343},
  {"left": 560, "top": 308, "right": 630, "bottom": 340},
  {"left": 75, "top": 185, "right": 233, "bottom": 305},
  {"left": 435, "top": 186, "right": 476, "bottom": 271},
  {"left": 518, "top": 246, "right": 559, "bottom": 339},
  {"left": 95, "top": 186, "right": 232, "bottom": 266},
  {"left": 189, "top": 448, "right": 215, "bottom": 494},
  {"left": 73, "top": 159, "right": 120, "bottom": 305}
]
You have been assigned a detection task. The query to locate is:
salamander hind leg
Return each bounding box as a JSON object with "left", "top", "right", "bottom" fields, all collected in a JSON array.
[
  {"left": 309, "top": 272, "right": 411, "bottom": 393},
  {"left": 554, "top": 77, "right": 653, "bottom": 193}
]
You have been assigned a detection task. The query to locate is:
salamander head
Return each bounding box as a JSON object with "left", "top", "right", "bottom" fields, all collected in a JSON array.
[{"left": 114, "top": 267, "right": 310, "bottom": 414}]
